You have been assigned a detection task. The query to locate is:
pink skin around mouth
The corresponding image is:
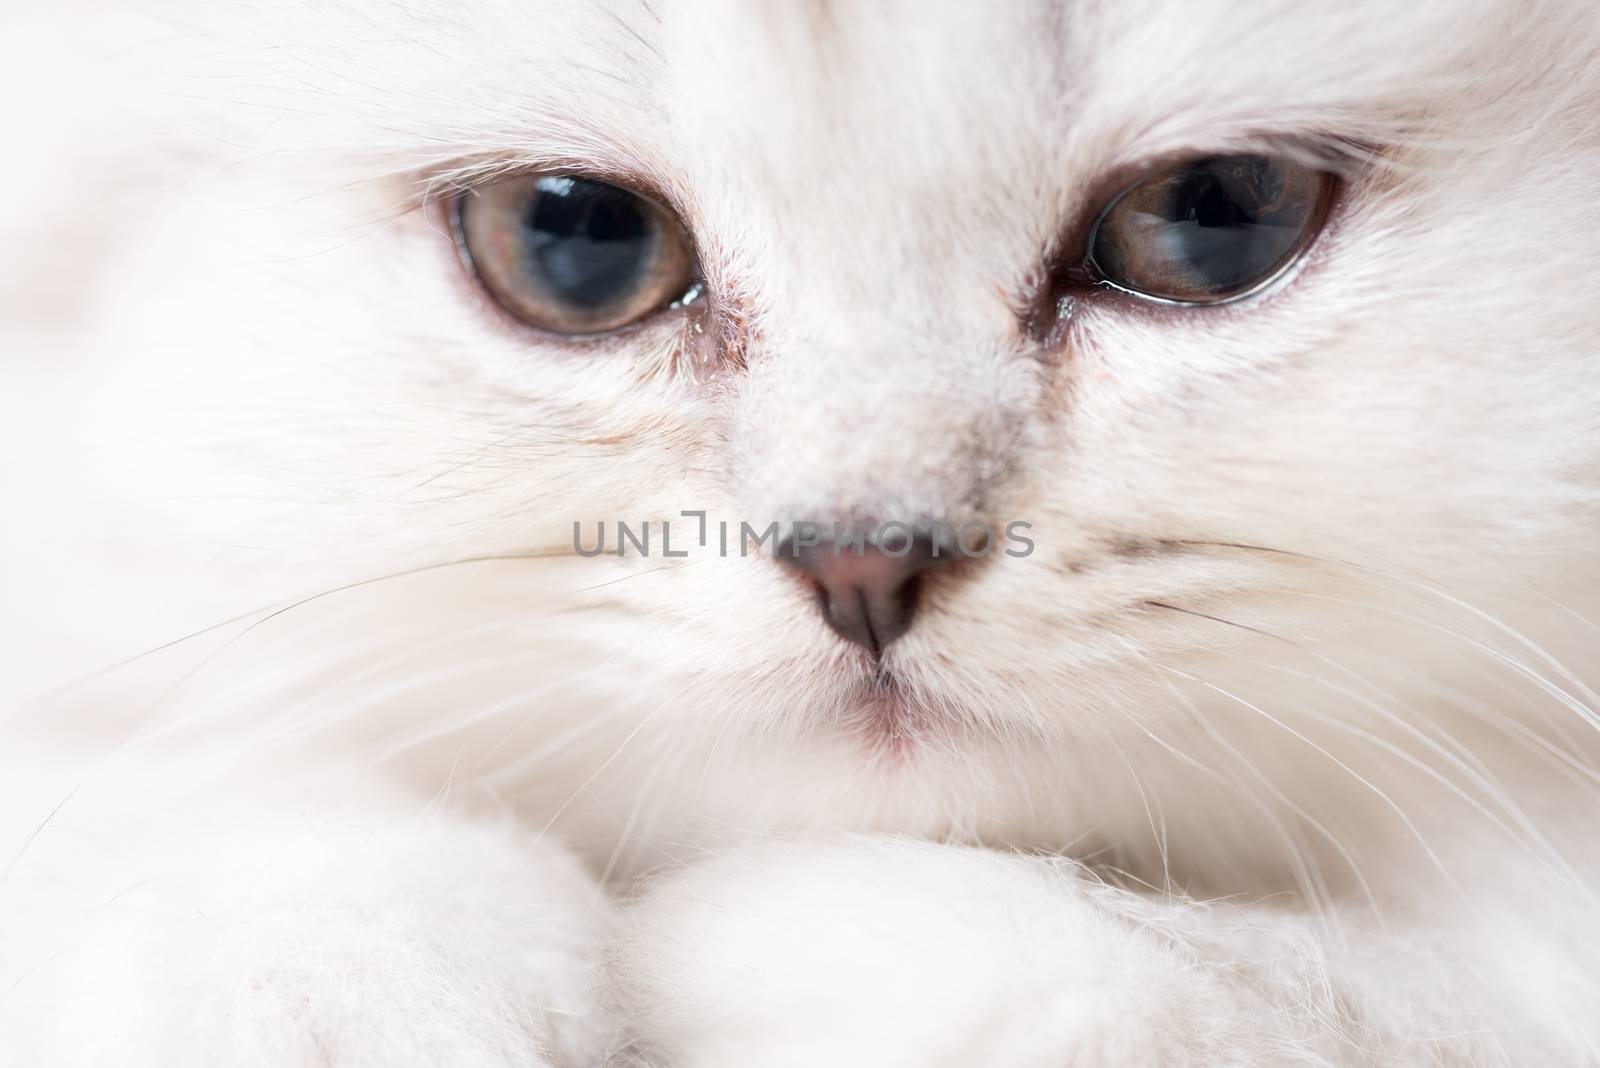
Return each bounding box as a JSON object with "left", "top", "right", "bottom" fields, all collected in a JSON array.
[{"left": 841, "top": 672, "right": 930, "bottom": 763}]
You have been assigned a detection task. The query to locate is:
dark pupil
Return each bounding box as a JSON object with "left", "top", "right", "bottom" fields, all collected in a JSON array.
[
  {"left": 522, "top": 177, "right": 656, "bottom": 308},
  {"left": 1162, "top": 157, "right": 1308, "bottom": 293}
]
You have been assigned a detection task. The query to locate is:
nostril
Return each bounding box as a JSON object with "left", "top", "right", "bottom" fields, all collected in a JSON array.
[{"left": 776, "top": 532, "right": 956, "bottom": 655}]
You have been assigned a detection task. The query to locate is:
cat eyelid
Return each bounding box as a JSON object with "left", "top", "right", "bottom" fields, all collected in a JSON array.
[{"left": 407, "top": 155, "right": 681, "bottom": 221}]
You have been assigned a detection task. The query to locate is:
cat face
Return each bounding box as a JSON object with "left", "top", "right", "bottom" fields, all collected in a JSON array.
[{"left": 9, "top": 0, "right": 1600, "bottom": 821}]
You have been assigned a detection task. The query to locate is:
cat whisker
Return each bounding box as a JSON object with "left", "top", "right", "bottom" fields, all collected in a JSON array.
[
  {"left": 533, "top": 678, "right": 695, "bottom": 841},
  {"left": 372, "top": 656, "right": 626, "bottom": 769},
  {"left": 1106, "top": 731, "right": 1173, "bottom": 896},
  {"left": 1159, "top": 663, "right": 1464, "bottom": 901},
  {"left": 1176, "top": 539, "right": 1600, "bottom": 716},
  {"left": 1208, "top": 646, "right": 1596, "bottom": 908},
  {"left": 1131, "top": 659, "right": 1365, "bottom": 930},
  {"left": 597, "top": 727, "right": 702, "bottom": 888},
  {"left": 18, "top": 548, "right": 583, "bottom": 717}
]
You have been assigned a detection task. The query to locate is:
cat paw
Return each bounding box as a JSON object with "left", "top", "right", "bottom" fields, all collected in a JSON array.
[
  {"left": 2, "top": 810, "right": 615, "bottom": 1067},
  {"left": 605, "top": 837, "right": 1268, "bottom": 1068}
]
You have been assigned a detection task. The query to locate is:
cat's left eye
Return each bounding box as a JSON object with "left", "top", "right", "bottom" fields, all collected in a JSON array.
[
  {"left": 453, "top": 175, "right": 698, "bottom": 337},
  {"left": 1086, "top": 154, "right": 1335, "bottom": 305}
]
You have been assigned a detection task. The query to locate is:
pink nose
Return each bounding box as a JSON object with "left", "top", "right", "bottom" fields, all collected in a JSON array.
[{"left": 778, "top": 533, "right": 953, "bottom": 655}]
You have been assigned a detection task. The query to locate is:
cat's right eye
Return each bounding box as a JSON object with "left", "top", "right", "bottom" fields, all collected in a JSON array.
[{"left": 453, "top": 175, "right": 699, "bottom": 337}]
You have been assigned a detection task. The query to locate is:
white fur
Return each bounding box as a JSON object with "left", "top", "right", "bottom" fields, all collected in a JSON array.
[{"left": 4, "top": 0, "right": 1600, "bottom": 1063}]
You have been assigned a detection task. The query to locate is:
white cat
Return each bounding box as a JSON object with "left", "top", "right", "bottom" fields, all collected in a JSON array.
[{"left": 4, "top": 0, "right": 1599, "bottom": 1064}]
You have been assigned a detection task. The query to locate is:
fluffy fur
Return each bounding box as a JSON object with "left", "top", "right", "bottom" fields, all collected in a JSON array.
[{"left": 3, "top": 0, "right": 1600, "bottom": 1063}]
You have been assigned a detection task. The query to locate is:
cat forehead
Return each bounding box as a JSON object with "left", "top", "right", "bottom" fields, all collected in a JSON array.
[{"left": 255, "top": 0, "right": 1503, "bottom": 183}]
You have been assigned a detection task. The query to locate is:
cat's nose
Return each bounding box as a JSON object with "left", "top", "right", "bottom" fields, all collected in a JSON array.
[{"left": 777, "top": 533, "right": 955, "bottom": 655}]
